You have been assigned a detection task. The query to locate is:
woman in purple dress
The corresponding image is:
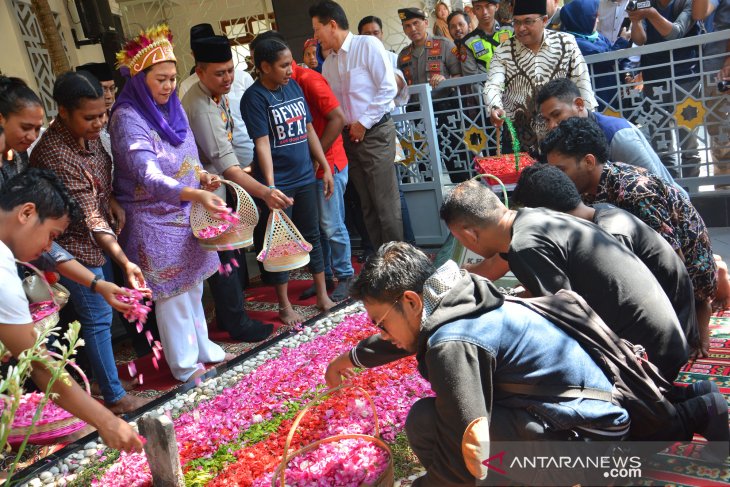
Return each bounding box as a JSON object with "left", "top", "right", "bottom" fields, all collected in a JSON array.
[{"left": 110, "top": 25, "right": 232, "bottom": 383}]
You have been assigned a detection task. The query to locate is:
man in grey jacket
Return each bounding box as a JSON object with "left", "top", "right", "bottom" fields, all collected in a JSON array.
[
  {"left": 326, "top": 243, "right": 633, "bottom": 485},
  {"left": 326, "top": 242, "right": 728, "bottom": 485},
  {"left": 537, "top": 78, "right": 687, "bottom": 197}
]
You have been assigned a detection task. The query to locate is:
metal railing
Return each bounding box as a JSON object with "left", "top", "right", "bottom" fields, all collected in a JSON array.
[{"left": 394, "top": 30, "right": 730, "bottom": 195}]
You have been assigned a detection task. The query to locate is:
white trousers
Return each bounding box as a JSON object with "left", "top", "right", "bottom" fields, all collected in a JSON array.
[{"left": 155, "top": 282, "right": 225, "bottom": 381}]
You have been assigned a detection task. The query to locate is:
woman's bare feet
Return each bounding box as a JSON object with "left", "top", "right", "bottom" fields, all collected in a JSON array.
[
  {"left": 279, "top": 304, "right": 304, "bottom": 325},
  {"left": 106, "top": 393, "right": 152, "bottom": 415}
]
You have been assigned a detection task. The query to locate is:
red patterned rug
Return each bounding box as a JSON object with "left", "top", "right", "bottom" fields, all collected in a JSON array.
[{"left": 638, "top": 314, "right": 730, "bottom": 485}]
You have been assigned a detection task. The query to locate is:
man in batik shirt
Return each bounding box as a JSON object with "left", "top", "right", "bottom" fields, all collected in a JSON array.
[{"left": 484, "top": 0, "right": 596, "bottom": 153}]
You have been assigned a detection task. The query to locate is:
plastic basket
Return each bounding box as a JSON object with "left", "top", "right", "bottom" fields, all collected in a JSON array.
[
  {"left": 256, "top": 209, "right": 312, "bottom": 272},
  {"left": 473, "top": 117, "right": 535, "bottom": 185},
  {"left": 5, "top": 351, "right": 90, "bottom": 446},
  {"left": 271, "top": 384, "right": 394, "bottom": 487},
  {"left": 190, "top": 180, "right": 259, "bottom": 251}
]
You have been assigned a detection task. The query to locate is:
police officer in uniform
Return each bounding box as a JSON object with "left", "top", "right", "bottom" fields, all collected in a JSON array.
[
  {"left": 398, "top": 7, "right": 462, "bottom": 96},
  {"left": 461, "top": 0, "right": 513, "bottom": 76},
  {"left": 397, "top": 7, "right": 469, "bottom": 182}
]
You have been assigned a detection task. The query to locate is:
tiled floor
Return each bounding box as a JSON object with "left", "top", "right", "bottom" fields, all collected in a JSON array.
[{"left": 709, "top": 227, "right": 730, "bottom": 258}]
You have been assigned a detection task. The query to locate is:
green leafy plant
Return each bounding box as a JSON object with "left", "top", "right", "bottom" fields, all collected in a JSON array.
[
  {"left": 0, "top": 321, "right": 85, "bottom": 485},
  {"left": 391, "top": 432, "right": 421, "bottom": 481}
]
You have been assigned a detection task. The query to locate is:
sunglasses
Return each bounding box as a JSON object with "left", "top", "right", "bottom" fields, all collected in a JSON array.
[{"left": 371, "top": 299, "right": 400, "bottom": 332}]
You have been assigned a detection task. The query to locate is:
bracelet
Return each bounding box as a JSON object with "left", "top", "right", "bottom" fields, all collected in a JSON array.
[
  {"left": 90, "top": 275, "right": 102, "bottom": 293},
  {"left": 268, "top": 185, "right": 276, "bottom": 189}
]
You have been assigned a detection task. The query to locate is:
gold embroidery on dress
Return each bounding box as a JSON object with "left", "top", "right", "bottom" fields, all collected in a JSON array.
[
  {"left": 173, "top": 159, "right": 193, "bottom": 180},
  {"left": 174, "top": 156, "right": 205, "bottom": 181}
]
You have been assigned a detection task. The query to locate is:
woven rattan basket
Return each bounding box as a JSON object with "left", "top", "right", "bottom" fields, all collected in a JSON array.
[
  {"left": 6, "top": 351, "right": 90, "bottom": 446},
  {"left": 257, "top": 209, "right": 312, "bottom": 272},
  {"left": 271, "top": 384, "right": 394, "bottom": 487},
  {"left": 190, "top": 180, "right": 259, "bottom": 251}
]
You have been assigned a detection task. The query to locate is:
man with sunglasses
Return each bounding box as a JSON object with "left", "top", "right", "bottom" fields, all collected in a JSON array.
[
  {"left": 483, "top": 0, "right": 596, "bottom": 154},
  {"left": 325, "top": 242, "right": 634, "bottom": 485}
]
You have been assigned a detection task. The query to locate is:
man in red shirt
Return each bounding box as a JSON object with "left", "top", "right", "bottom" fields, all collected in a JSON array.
[{"left": 251, "top": 31, "right": 355, "bottom": 302}]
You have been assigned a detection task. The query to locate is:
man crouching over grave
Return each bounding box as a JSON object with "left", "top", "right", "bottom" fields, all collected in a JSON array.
[{"left": 325, "top": 242, "right": 634, "bottom": 485}]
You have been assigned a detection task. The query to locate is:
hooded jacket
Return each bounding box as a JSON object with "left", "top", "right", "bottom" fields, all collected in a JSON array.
[{"left": 351, "top": 262, "right": 628, "bottom": 486}]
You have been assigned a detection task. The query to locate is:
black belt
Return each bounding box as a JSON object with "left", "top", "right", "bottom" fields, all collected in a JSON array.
[{"left": 370, "top": 113, "right": 391, "bottom": 129}]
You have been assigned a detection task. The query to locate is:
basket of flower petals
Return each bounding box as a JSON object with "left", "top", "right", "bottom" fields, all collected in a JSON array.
[
  {"left": 17, "top": 260, "right": 67, "bottom": 334},
  {"left": 190, "top": 180, "right": 258, "bottom": 251},
  {"left": 257, "top": 209, "right": 313, "bottom": 272},
  {"left": 4, "top": 351, "right": 90, "bottom": 446},
  {"left": 271, "top": 384, "right": 394, "bottom": 487},
  {"left": 473, "top": 117, "right": 535, "bottom": 185}
]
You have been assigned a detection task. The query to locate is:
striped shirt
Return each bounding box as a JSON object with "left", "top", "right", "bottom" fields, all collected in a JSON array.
[
  {"left": 484, "top": 30, "right": 597, "bottom": 153},
  {"left": 29, "top": 119, "right": 115, "bottom": 267}
]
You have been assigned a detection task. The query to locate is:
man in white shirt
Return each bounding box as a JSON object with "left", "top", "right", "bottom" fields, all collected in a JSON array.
[
  {"left": 310, "top": 0, "right": 403, "bottom": 247},
  {"left": 598, "top": 0, "right": 631, "bottom": 42},
  {"left": 0, "top": 168, "right": 143, "bottom": 453},
  {"left": 357, "top": 15, "right": 410, "bottom": 107}
]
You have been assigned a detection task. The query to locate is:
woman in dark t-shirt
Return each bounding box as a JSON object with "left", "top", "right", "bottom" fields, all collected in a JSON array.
[{"left": 242, "top": 38, "right": 335, "bottom": 325}]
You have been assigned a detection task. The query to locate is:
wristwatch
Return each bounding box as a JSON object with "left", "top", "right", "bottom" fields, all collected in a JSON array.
[{"left": 90, "top": 274, "right": 103, "bottom": 293}]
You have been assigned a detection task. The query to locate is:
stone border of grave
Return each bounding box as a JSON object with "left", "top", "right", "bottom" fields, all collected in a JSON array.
[{"left": 12, "top": 301, "right": 358, "bottom": 487}]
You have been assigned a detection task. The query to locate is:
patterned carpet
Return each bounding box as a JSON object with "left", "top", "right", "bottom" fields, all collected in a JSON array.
[{"left": 638, "top": 314, "right": 730, "bottom": 486}]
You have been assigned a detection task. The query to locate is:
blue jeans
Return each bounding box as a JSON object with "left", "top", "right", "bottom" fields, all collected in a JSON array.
[
  {"left": 60, "top": 260, "right": 125, "bottom": 403},
  {"left": 317, "top": 166, "right": 354, "bottom": 279}
]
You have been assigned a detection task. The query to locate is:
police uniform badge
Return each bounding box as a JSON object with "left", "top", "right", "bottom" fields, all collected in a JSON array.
[{"left": 473, "top": 40, "right": 487, "bottom": 57}]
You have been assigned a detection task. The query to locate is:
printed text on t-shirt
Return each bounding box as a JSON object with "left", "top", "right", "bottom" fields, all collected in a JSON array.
[{"left": 268, "top": 97, "right": 308, "bottom": 147}]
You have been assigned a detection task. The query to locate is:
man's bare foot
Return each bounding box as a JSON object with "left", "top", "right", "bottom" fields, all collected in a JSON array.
[
  {"left": 690, "top": 343, "right": 709, "bottom": 360},
  {"left": 106, "top": 393, "right": 152, "bottom": 415},
  {"left": 279, "top": 305, "right": 304, "bottom": 325},
  {"left": 317, "top": 296, "right": 335, "bottom": 312},
  {"left": 91, "top": 377, "right": 139, "bottom": 396},
  {"left": 713, "top": 256, "right": 730, "bottom": 311}
]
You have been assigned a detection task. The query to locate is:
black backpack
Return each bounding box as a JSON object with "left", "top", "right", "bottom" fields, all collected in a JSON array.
[{"left": 500, "top": 290, "right": 678, "bottom": 440}]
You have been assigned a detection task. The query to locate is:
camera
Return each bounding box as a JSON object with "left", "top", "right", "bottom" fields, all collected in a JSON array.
[
  {"left": 719, "top": 80, "right": 729, "bottom": 92},
  {"left": 626, "top": 0, "right": 652, "bottom": 11}
]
